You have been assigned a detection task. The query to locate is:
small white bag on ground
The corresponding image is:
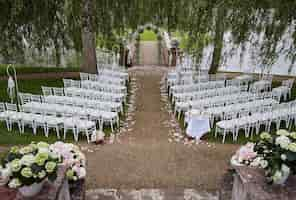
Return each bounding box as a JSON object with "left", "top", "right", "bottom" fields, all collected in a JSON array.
[{"left": 91, "top": 130, "right": 105, "bottom": 143}]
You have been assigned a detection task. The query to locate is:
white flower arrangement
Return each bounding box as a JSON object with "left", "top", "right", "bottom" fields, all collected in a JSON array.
[
  {"left": 0, "top": 142, "right": 60, "bottom": 188},
  {"left": 232, "top": 129, "right": 296, "bottom": 185},
  {"left": 50, "top": 142, "right": 86, "bottom": 182},
  {"left": 0, "top": 141, "right": 87, "bottom": 188}
]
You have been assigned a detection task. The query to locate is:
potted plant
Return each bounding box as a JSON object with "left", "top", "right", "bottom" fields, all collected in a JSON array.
[
  {"left": 50, "top": 142, "right": 86, "bottom": 183},
  {"left": 0, "top": 142, "right": 61, "bottom": 197},
  {"left": 231, "top": 130, "right": 296, "bottom": 185}
]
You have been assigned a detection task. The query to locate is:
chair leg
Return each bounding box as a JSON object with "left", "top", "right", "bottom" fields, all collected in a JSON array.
[
  {"left": 17, "top": 121, "right": 22, "bottom": 133},
  {"left": 44, "top": 124, "right": 49, "bottom": 137},
  {"left": 215, "top": 127, "right": 218, "bottom": 138},
  {"left": 86, "top": 130, "right": 90, "bottom": 144},
  {"left": 110, "top": 120, "right": 114, "bottom": 132},
  {"left": 5, "top": 120, "right": 10, "bottom": 131},
  {"left": 56, "top": 126, "right": 60, "bottom": 139},
  {"left": 222, "top": 130, "right": 226, "bottom": 144},
  {"left": 64, "top": 128, "right": 67, "bottom": 140}
]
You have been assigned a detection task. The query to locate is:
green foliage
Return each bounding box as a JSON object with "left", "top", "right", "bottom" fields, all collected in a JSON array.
[
  {"left": 140, "top": 30, "right": 157, "bottom": 41},
  {"left": 2, "top": 1, "right": 296, "bottom": 73}
]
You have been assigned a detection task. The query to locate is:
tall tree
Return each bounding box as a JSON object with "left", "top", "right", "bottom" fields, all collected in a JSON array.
[{"left": 81, "top": 0, "right": 97, "bottom": 73}]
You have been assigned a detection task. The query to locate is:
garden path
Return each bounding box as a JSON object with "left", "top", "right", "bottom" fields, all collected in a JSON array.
[
  {"left": 138, "top": 41, "right": 159, "bottom": 66},
  {"left": 84, "top": 66, "right": 238, "bottom": 200}
]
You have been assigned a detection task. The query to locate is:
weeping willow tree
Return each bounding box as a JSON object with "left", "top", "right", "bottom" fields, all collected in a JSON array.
[{"left": 1, "top": 0, "right": 296, "bottom": 73}]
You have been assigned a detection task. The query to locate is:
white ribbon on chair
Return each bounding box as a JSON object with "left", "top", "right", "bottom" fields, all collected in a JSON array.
[{"left": 7, "top": 75, "right": 15, "bottom": 103}]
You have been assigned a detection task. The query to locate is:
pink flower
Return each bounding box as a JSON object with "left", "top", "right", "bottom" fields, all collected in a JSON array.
[{"left": 236, "top": 143, "right": 257, "bottom": 163}]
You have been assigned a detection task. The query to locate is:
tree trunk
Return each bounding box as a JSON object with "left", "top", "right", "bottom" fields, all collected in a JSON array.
[
  {"left": 209, "top": 7, "right": 225, "bottom": 74},
  {"left": 81, "top": 0, "right": 97, "bottom": 74},
  {"left": 288, "top": 54, "right": 296, "bottom": 74},
  {"left": 54, "top": 39, "right": 61, "bottom": 67}
]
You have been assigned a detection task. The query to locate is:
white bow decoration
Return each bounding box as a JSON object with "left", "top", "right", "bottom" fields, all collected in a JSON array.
[
  {"left": 6, "top": 65, "right": 19, "bottom": 104},
  {"left": 7, "top": 76, "right": 15, "bottom": 103}
]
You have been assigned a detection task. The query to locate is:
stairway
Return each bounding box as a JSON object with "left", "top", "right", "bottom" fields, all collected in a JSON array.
[{"left": 86, "top": 189, "right": 219, "bottom": 200}]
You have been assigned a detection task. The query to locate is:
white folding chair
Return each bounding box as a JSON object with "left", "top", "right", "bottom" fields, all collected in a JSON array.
[
  {"left": 52, "top": 87, "right": 64, "bottom": 96},
  {"left": 42, "top": 86, "right": 53, "bottom": 96},
  {"left": 63, "top": 79, "right": 72, "bottom": 88},
  {"left": 80, "top": 72, "right": 89, "bottom": 81}
]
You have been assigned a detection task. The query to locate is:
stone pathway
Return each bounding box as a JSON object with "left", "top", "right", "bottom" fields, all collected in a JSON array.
[
  {"left": 138, "top": 42, "right": 159, "bottom": 66},
  {"left": 84, "top": 66, "right": 238, "bottom": 200}
]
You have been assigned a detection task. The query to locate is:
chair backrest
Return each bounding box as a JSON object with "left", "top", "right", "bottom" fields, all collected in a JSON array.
[
  {"left": 52, "top": 87, "right": 64, "bottom": 96},
  {"left": 19, "top": 93, "right": 32, "bottom": 104},
  {"left": 0, "top": 102, "right": 5, "bottom": 112},
  {"left": 71, "top": 80, "right": 81, "bottom": 88},
  {"left": 31, "top": 95, "right": 42, "bottom": 103},
  {"left": 239, "top": 109, "right": 250, "bottom": 118},
  {"left": 63, "top": 79, "right": 72, "bottom": 88},
  {"left": 282, "top": 79, "right": 294, "bottom": 88},
  {"left": 42, "top": 86, "right": 52, "bottom": 96},
  {"left": 80, "top": 72, "right": 89, "bottom": 81},
  {"left": 45, "top": 110, "right": 56, "bottom": 116},
  {"left": 224, "top": 111, "right": 237, "bottom": 120},
  {"left": 89, "top": 74, "right": 98, "bottom": 81},
  {"left": 5, "top": 103, "right": 17, "bottom": 111}
]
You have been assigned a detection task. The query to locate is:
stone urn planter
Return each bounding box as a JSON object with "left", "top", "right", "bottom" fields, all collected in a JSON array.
[{"left": 18, "top": 181, "right": 45, "bottom": 197}]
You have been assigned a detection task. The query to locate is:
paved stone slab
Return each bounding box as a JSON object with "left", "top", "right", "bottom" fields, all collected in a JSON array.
[{"left": 86, "top": 189, "right": 218, "bottom": 200}]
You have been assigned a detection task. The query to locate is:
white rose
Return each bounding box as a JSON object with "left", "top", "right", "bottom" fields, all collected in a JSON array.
[
  {"left": 49, "top": 151, "right": 60, "bottom": 160},
  {"left": 275, "top": 135, "right": 291, "bottom": 149},
  {"left": 259, "top": 160, "right": 268, "bottom": 168},
  {"left": 272, "top": 170, "right": 283, "bottom": 183},
  {"left": 250, "top": 157, "right": 262, "bottom": 167},
  {"left": 276, "top": 129, "right": 290, "bottom": 136},
  {"left": 281, "top": 164, "right": 290, "bottom": 174},
  {"left": 78, "top": 167, "right": 86, "bottom": 179},
  {"left": 20, "top": 154, "right": 35, "bottom": 166},
  {"left": 38, "top": 147, "right": 49, "bottom": 154},
  {"left": 281, "top": 154, "right": 287, "bottom": 161}
]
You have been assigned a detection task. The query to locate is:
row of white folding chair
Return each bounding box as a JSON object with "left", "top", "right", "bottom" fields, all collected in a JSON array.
[
  {"left": 167, "top": 76, "right": 209, "bottom": 87},
  {"left": 250, "top": 80, "right": 272, "bottom": 93},
  {"left": 189, "top": 92, "right": 256, "bottom": 110},
  {"left": 63, "top": 79, "right": 127, "bottom": 94},
  {"left": 19, "top": 93, "right": 43, "bottom": 104},
  {"left": 215, "top": 103, "right": 292, "bottom": 143},
  {"left": 174, "top": 92, "right": 255, "bottom": 119},
  {"left": 81, "top": 81, "right": 127, "bottom": 94},
  {"left": 63, "top": 79, "right": 81, "bottom": 88},
  {"left": 98, "top": 69, "right": 129, "bottom": 80},
  {"left": 43, "top": 86, "right": 125, "bottom": 104},
  {"left": 19, "top": 104, "right": 96, "bottom": 143},
  {"left": 169, "top": 80, "right": 225, "bottom": 96},
  {"left": 44, "top": 95, "right": 122, "bottom": 113},
  {"left": 272, "top": 79, "right": 294, "bottom": 101},
  {"left": 173, "top": 86, "right": 243, "bottom": 103},
  {"left": 64, "top": 87, "right": 125, "bottom": 103},
  {"left": 206, "top": 98, "right": 278, "bottom": 127},
  {"left": 80, "top": 72, "right": 125, "bottom": 85},
  {"left": 23, "top": 102, "right": 119, "bottom": 132},
  {"left": 176, "top": 91, "right": 273, "bottom": 116}
]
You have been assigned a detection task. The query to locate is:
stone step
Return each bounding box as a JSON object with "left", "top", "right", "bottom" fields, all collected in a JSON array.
[{"left": 86, "top": 189, "right": 219, "bottom": 200}]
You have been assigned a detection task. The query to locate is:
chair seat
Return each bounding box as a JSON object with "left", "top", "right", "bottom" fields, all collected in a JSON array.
[{"left": 217, "top": 121, "right": 235, "bottom": 129}]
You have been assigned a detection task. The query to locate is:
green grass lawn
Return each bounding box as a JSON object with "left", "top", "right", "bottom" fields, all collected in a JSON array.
[
  {"left": 140, "top": 30, "right": 157, "bottom": 41},
  {"left": 0, "top": 79, "right": 63, "bottom": 102},
  {"left": 0, "top": 64, "right": 79, "bottom": 76}
]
